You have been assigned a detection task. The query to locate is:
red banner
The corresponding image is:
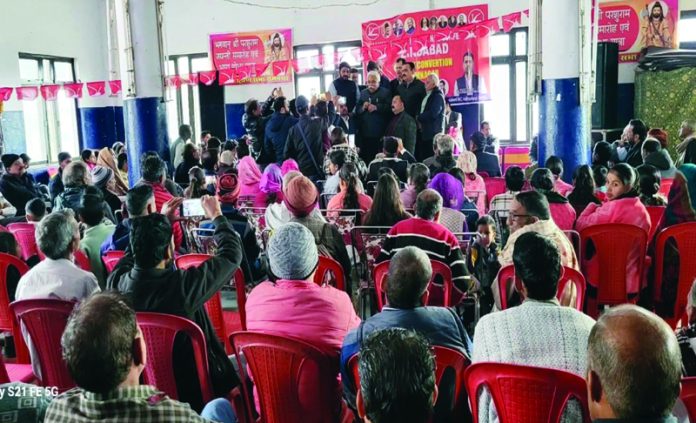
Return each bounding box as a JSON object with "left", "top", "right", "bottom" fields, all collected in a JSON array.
[
  {"left": 16, "top": 86, "right": 38, "bottom": 101},
  {"left": 0, "top": 87, "right": 13, "bottom": 102},
  {"left": 40, "top": 85, "right": 60, "bottom": 101},
  {"left": 165, "top": 75, "right": 182, "bottom": 88},
  {"left": 502, "top": 12, "right": 522, "bottom": 33},
  {"left": 63, "top": 83, "right": 83, "bottom": 99},
  {"left": 199, "top": 71, "right": 217, "bottom": 86},
  {"left": 362, "top": 5, "right": 491, "bottom": 105},
  {"left": 210, "top": 28, "right": 293, "bottom": 86},
  {"left": 185, "top": 73, "right": 199, "bottom": 85},
  {"left": 86, "top": 81, "right": 106, "bottom": 97},
  {"left": 108, "top": 80, "right": 122, "bottom": 96}
]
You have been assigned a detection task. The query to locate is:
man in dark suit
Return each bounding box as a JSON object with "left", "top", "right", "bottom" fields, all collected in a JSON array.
[
  {"left": 389, "top": 58, "right": 406, "bottom": 96},
  {"left": 454, "top": 52, "right": 482, "bottom": 97},
  {"left": 331, "top": 97, "right": 356, "bottom": 135},
  {"left": 397, "top": 62, "right": 426, "bottom": 119},
  {"left": 416, "top": 74, "right": 445, "bottom": 162},
  {"left": 471, "top": 131, "right": 501, "bottom": 177},
  {"left": 366, "top": 136, "right": 408, "bottom": 184},
  {"left": 385, "top": 95, "right": 417, "bottom": 155}
]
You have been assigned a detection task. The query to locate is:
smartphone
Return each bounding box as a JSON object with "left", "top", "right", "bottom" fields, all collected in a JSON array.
[{"left": 180, "top": 198, "right": 205, "bottom": 217}]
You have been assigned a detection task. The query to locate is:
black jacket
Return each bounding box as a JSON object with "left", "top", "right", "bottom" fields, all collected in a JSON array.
[
  {"left": 284, "top": 115, "right": 325, "bottom": 178},
  {"left": 54, "top": 186, "right": 116, "bottom": 224},
  {"left": 265, "top": 112, "right": 298, "bottom": 165},
  {"left": 367, "top": 158, "right": 408, "bottom": 183},
  {"left": 386, "top": 112, "right": 417, "bottom": 155},
  {"left": 355, "top": 87, "right": 392, "bottom": 138},
  {"left": 397, "top": 78, "right": 427, "bottom": 119},
  {"left": 107, "top": 216, "right": 243, "bottom": 410},
  {"left": 474, "top": 150, "right": 502, "bottom": 177},
  {"left": 417, "top": 87, "right": 446, "bottom": 142},
  {"left": 49, "top": 170, "right": 64, "bottom": 202},
  {"left": 0, "top": 174, "right": 40, "bottom": 216}
]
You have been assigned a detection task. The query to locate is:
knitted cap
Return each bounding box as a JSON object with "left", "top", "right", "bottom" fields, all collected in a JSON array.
[
  {"left": 91, "top": 166, "right": 113, "bottom": 188},
  {"left": 1, "top": 154, "right": 20, "bottom": 169},
  {"left": 219, "top": 150, "right": 235, "bottom": 166},
  {"left": 268, "top": 222, "right": 318, "bottom": 280},
  {"left": 295, "top": 95, "right": 309, "bottom": 111},
  {"left": 283, "top": 175, "right": 317, "bottom": 217}
]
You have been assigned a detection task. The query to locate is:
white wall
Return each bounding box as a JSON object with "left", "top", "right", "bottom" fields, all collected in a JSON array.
[
  {"left": 162, "top": 0, "right": 528, "bottom": 103},
  {"left": 0, "top": 0, "right": 113, "bottom": 111}
]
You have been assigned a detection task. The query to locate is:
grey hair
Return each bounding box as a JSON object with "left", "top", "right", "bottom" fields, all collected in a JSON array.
[
  {"left": 387, "top": 246, "right": 433, "bottom": 308},
  {"left": 36, "top": 210, "right": 79, "bottom": 260},
  {"left": 62, "top": 161, "right": 91, "bottom": 188},
  {"left": 367, "top": 70, "right": 381, "bottom": 83},
  {"left": 436, "top": 134, "right": 455, "bottom": 156},
  {"left": 415, "top": 189, "right": 443, "bottom": 221},
  {"left": 426, "top": 73, "right": 440, "bottom": 85}
]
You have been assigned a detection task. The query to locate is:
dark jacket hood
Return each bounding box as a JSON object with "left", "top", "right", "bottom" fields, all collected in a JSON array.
[{"left": 644, "top": 149, "right": 674, "bottom": 171}]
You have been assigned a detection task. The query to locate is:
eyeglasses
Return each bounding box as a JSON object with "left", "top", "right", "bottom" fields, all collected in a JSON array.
[{"left": 507, "top": 213, "right": 531, "bottom": 222}]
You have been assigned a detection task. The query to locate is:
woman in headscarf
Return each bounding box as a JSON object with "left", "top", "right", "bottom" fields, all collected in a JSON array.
[
  {"left": 427, "top": 172, "right": 468, "bottom": 233},
  {"left": 237, "top": 155, "right": 263, "bottom": 199},
  {"left": 651, "top": 164, "right": 696, "bottom": 317},
  {"left": 281, "top": 159, "right": 300, "bottom": 176},
  {"left": 174, "top": 143, "right": 201, "bottom": 185},
  {"left": 96, "top": 147, "right": 128, "bottom": 195},
  {"left": 456, "top": 150, "right": 486, "bottom": 215},
  {"left": 255, "top": 164, "right": 283, "bottom": 208}
]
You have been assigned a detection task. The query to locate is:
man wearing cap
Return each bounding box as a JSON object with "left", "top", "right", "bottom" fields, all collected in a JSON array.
[
  {"left": 265, "top": 171, "right": 326, "bottom": 230},
  {"left": 0, "top": 154, "right": 41, "bottom": 216},
  {"left": 91, "top": 166, "right": 122, "bottom": 215},
  {"left": 329, "top": 62, "right": 361, "bottom": 114},
  {"left": 284, "top": 96, "right": 325, "bottom": 181},
  {"left": 471, "top": 131, "right": 501, "bottom": 177},
  {"left": 246, "top": 222, "right": 360, "bottom": 420}
]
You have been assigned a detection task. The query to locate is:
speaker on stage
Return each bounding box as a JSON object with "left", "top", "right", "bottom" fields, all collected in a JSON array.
[{"left": 592, "top": 42, "right": 619, "bottom": 129}]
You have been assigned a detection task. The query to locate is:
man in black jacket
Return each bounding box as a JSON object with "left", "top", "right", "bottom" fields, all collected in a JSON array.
[
  {"left": 397, "top": 62, "right": 426, "bottom": 119},
  {"left": 356, "top": 71, "right": 392, "bottom": 163},
  {"left": 284, "top": 95, "right": 325, "bottom": 181},
  {"left": 417, "top": 74, "right": 446, "bottom": 161},
  {"left": 107, "top": 195, "right": 243, "bottom": 411},
  {"left": 0, "top": 154, "right": 41, "bottom": 216},
  {"left": 385, "top": 95, "right": 417, "bottom": 156},
  {"left": 471, "top": 131, "right": 501, "bottom": 177},
  {"left": 329, "top": 62, "right": 360, "bottom": 113}
]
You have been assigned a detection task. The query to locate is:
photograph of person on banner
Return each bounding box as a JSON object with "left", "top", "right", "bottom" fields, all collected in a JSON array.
[
  {"left": 405, "top": 18, "right": 416, "bottom": 35},
  {"left": 266, "top": 32, "right": 289, "bottom": 62},
  {"left": 454, "top": 51, "right": 488, "bottom": 99},
  {"left": 420, "top": 17, "right": 429, "bottom": 31},
  {"left": 640, "top": 1, "right": 675, "bottom": 48}
]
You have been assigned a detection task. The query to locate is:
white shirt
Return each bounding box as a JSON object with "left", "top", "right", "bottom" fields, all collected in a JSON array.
[{"left": 15, "top": 258, "right": 100, "bottom": 378}]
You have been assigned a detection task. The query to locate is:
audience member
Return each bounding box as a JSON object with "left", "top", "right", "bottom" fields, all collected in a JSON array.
[
  {"left": 327, "top": 162, "right": 372, "bottom": 214},
  {"left": 385, "top": 95, "right": 417, "bottom": 155},
  {"left": 324, "top": 149, "right": 346, "bottom": 195},
  {"left": 184, "top": 167, "right": 207, "bottom": 199},
  {"left": 0, "top": 232, "right": 24, "bottom": 302},
  {"left": 401, "top": 163, "right": 430, "bottom": 209},
  {"left": 424, "top": 133, "right": 457, "bottom": 176},
  {"left": 427, "top": 173, "right": 468, "bottom": 233},
  {"left": 530, "top": 168, "right": 577, "bottom": 230},
  {"left": 489, "top": 165, "right": 524, "bottom": 216},
  {"left": 54, "top": 161, "right": 116, "bottom": 224},
  {"left": 237, "top": 155, "right": 262, "bottom": 201},
  {"left": 576, "top": 163, "right": 651, "bottom": 298},
  {"left": 470, "top": 132, "right": 501, "bottom": 177},
  {"left": 363, "top": 173, "right": 410, "bottom": 227},
  {"left": 170, "top": 124, "right": 192, "bottom": 168},
  {"left": 265, "top": 171, "right": 325, "bottom": 230},
  {"left": 96, "top": 146, "right": 128, "bottom": 195},
  {"left": 49, "top": 152, "right": 72, "bottom": 201},
  {"left": 474, "top": 232, "right": 595, "bottom": 423},
  {"left": 642, "top": 138, "right": 676, "bottom": 178},
  {"left": 676, "top": 119, "right": 696, "bottom": 167},
  {"left": 78, "top": 187, "right": 116, "bottom": 288},
  {"left": 356, "top": 71, "right": 392, "bottom": 163},
  {"left": 355, "top": 329, "right": 437, "bottom": 423},
  {"left": 0, "top": 154, "right": 41, "bottom": 216},
  {"left": 456, "top": 149, "right": 487, "bottom": 214},
  {"left": 217, "top": 149, "right": 236, "bottom": 175},
  {"left": 366, "top": 136, "right": 408, "bottom": 183},
  {"left": 101, "top": 184, "right": 156, "bottom": 254},
  {"left": 615, "top": 119, "right": 647, "bottom": 167},
  {"left": 46, "top": 292, "right": 233, "bottom": 422},
  {"left": 568, "top": 164, "right": 602, "bottom": 216},
  {"left": 91, "top": 165, "right": 122, "bottom": 215},
  {"left": 447, "top": 167, "right": 481, "bottom": 230},
  {"left": 331, "top": 95, "right": 356, "bottom": 135},
  {"left": 108, "top": 196, "right": 242, "bottom": 410},
  {"left": 329, "top": 62, "right": 360, "bottom": 115},
  {"left": 593, "top": 165, "right": 609, "bottom": 201},
  {"left": 649, "top": 127, "right": 669, "bottom": 149},
  {"left": 417, "top": 74, "right": 446, "bottom": 161},
  {"left": 174, "top": 143, "right": 201, "bottom": 185},
  {"left": 397, "top": 62, "right": 426, "bottom": 120},
  {"left": 323, "top": 127, "right": 366, "bottom": 177},
  {"left": 242, "top": 96, "right": 272, "bottom": 159},
  {"left": 16, "top": 210, "right": 100, "bottom": 379},
  {"left": 25, "top": 197, "right": 46, "bottom": 223},
  {"left": 284, "top": 96, "right": 325, "bottom": 181},
  {"left": 545, "top": 156, "right": 574, "bottom": 196},
  {"left": 467, "top": 215, "right": 500, "bottom": 315},
  {"left": 265, "top": 96, "right": 298, "bottom": 164},
  {"left": 445, "top": 101, "right": 464, "bottom": 150},
  {"left": 117, "top": 153, "right": 129, "bottom": 188},
  {"left": 0, "top": 189, "right": 18, "bottom": 226},
  {"left": 480, "top": 121, "right": 499, "bottom": 154},
  {"left": 256, "top": 163, "right": 283, "bottom": 208},
  {"left": 525, "top": 135, "right": 539, "bottom": 178},
  {"left": 80, "top": 149, "right": 97, "bottom": 171},
  {"left": 637, "top": 164, "right": 667, "bottom": 206},
  {"left": 587, "top": 305, "right": 681, "bottom": 422},
  {"left": 684, "top": 138, "right": 696, "bottom": 166},
  {"left": 592, "top": 140, "right": 613, "bottom": 169},
  {"left": 677, "top": 280, "right": 696, "bottom": 376}
]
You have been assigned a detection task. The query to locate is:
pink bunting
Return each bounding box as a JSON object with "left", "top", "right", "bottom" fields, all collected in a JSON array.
[
  {"left": 199, "top": 71, "right": 217, "bottom": 86},
  {"left": 272, "top": 61, "right": 289, "bottom": 77},
  {"left": 502, "top": 12, "right": 522, "bottom": 33},
  {"left": 475, "top": 18, "right": 500, "bottom": 38},
  {"left": 16, "top": 87, "right": 38, "bottom": 101},
  {"left": 0, "top": 87, "right": 13, "bottom": 101},
  {"left": 218, "top": 70, "right": 235, "bottom": 85},
  {"left": 63, "top": 83, "right": 84, "bottom": 99},
  {"left": 109, "top": 80, "right": 122, "bottom": 96},
  {"left": 185, "top": 73, "right": 199, "bottom": 85},
  {"left": 523, "top": 9, "right": 530, "bottom": 17},
  {"left": 165, "top": 75, "right": 182, "bottom": 88},
  {"left": 40, "top": 85, "right": 60, "bottom": 101},
  {"left": 86, "top": 81, "right": 106, "bottom": 97}
]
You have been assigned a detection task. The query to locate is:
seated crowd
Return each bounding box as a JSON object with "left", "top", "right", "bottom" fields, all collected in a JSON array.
[{"left": 0, "top": 89, "right": 694, "bottom": 423}]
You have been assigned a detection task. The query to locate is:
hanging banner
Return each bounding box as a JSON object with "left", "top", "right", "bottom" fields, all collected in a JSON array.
[
  {"left": 63, "top": 83, "right": 83, "bottom": 99},
  {"left": 598, "top": 0, "right": 679, "bottom": 62},
  {"left": 40, "top": 85, "right": 60, "bottom": 101},
  {"left": 210, "top": 28, "right": 293, "bottom": 85},
  {"left": 362, "top": 5, "right": 491, "bottom": 105},
  {"left": 16, "top": 87, "right": 38, "bottom": 101},
  {"left": 86, "top": 81, "right": 106, "bottom": 97},
  {"left": 199, "top": 71, "right": 217, "bottom": 86},
  {"left": 108, "top": 80, "right": 122, "bottom": 96},
  {"left": 0, "top": 87, "right": 13, "bottom": 102}
]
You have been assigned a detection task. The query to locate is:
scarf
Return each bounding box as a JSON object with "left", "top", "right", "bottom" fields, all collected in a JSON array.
[
  {"left": 428, "top": 173, "right": 464, "bottom": 210},
  {"left": 660, "top": 165, "right": 696, "bottom": 229},
  {"left": 237, "top": 156, "right": 262, "bottom": 197},
  {"left": 260, "top": 164, "right": 283, "bottom": 194},
  {"left": 96, "top": 147, "right": 128, "bottom": 196},
  {"left": 281, "top": 159, "right": 300, "bottom": 176}
]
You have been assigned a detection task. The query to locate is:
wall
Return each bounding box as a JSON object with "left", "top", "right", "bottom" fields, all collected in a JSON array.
[{"left": 0, "top": 0, "right": 122, "bottom": 158}]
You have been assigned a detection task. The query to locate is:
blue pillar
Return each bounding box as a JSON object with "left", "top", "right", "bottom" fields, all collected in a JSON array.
[
  {"left": 115, "top": 0, "right": 169, "bottom": 187},
  {"left": 538, "top": 0, "right": 591, "bottom": 182}
]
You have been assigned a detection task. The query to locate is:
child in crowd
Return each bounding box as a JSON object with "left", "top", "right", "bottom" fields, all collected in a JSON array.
[
  {"left": 323, "top": 150, "right": 346, "bottom": 195},
  {"left": 467, "top": 215, "right": 500, "bottom": 315},
  {"left": 25, "top": 198, "right": 46, "bottom": 223},
  {"left": 637, "top": 164, "right": 667, "bottom": 206},
  {"left": 592, "top": 165, "right": 609, "bottom": 201}
]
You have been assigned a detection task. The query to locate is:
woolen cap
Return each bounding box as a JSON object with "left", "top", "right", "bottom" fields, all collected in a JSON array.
[
  {"left": 1, "top": 154, "right": 20, "bottom": 169},
  {"left": 268, "top": 222, "right": 318, "bottom": 280},
  {"left": 91, "top": 166, "right": 113, "bottom": 188},
  {"left": 283, "top": 175, "right": 317, "bottom": 217}
]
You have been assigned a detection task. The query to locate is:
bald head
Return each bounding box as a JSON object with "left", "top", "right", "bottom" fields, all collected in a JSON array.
[
  {"left": 416, "top": 189, "right": 443, "bottom": 221},
  {"left": 386, "top": 247, "right": 432, "bottom": 309},
  {"left": 587, "top": 305, "right": 681, "bottom": 420}
]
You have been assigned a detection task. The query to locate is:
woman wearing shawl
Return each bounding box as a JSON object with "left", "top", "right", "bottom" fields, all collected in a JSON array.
[
  {"left": 280, "top": 159, "right": 300, "bottom": 176},
  {"left": 255, "top": 164, "right": 283, "bottom": 208},
  {"left": 427, "top": 173, "right": 468, "bottom": 233},
  {"left": 530, "top": 168, "right": 577, "bottom": 231},
  {"left": 238, "top": 156, "right": 263, "bottom": 199},
  {"left": 456, "top": 151, "right": 486, "bottom": 215},
  {"left": 96, "top": 147, "right": 128, "bottom": 196},
  {"left": 651, "top": 164, "right": 696, "bottom": 317}
]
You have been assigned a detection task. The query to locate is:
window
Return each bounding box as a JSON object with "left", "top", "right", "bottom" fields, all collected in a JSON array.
[
  {"left": 681, "top": 10, "right": 696, "bottom": 49},
  {"left": 17, "top": 53, "right": 79, "bottom": 164},
  {"left": 482, "top": 28, "right": 529, "bottom": 143},
  {"left": 166, "top": 53, "right": 210, "bottom": 141},
  {"left": 293, "top": 41, "right": 362, "bottom": 99}
]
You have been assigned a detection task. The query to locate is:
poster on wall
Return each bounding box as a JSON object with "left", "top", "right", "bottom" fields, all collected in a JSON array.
[
  {"left": 361, "top": 5, "right": 491, "bottom": 105},
  {"left": 598, "top": 0, "right": 678, "bottom": 62},
  {"left": 210, "top": 28, "right": 293, "bottom": 85}
]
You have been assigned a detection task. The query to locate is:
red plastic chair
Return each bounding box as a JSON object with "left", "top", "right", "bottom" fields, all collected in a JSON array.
[
  {"left": 136, "top": 312, "right": 213, "bottom": 403},
  {"left": 653, "top": 222, "right": 696, "bottom": 328},
  {"left": 73, "top": 250, "right": 92, "bottom": 272},
  {"left": 373, "top": 259, "right": 453, "bottom": 310},
  {"left": 579, "top": 223, "right": 648, "bottom": 318},
  {"left": 313, "top": 255, "right": 345, "bottom": 291},
  {"left": 0, "top": 253, "right": 30, "bottom": 364},
  {"left": 0, "top": 350, "right": 34, "bottom": 384},
  {"left": 496, "top": 265, "right": 586, "bottom": 311},
  {"left": 646, "top": 206, "right": 666, "bottom": 240},
  {"left": 484, "top": 177, "right": 507, "bottom": 209},
  {"left": 681, "top": 377, "right": 696, "bottom": 422},
  {"left": 230, "top": 331, "right": 344, "bottom": 423},
  {"left": 659, "top": 178, "right": 674, "bottom": 198},
  {"left": 7, "top": 223, "right": 40, "bottom": 261},
  {"left": 102, "top": 250, "right": 125, "bottom": 274},
  {"left": 464, "top": 362, "right": 591, "bottom": 423},
  {"left": 10, "top": 299, "right": 76, "bottom": 391}
]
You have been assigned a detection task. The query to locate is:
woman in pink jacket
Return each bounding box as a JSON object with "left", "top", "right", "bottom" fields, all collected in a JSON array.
[
  {"left": 237, "top": 155, "right": 263, "bottom": 199},
  {"left": 576, "top": 163, "right": 651, "bottom": 296},
  {"left": 530, "top": 168, "right": 576, "bottom": 230}
]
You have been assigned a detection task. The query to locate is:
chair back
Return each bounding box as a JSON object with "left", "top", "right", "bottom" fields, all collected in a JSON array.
[
  {"left": 563, "top": 230, "right": 582, "bottom": 263},
  {"left": 10, "top": 299, "right": 76, "bottom": 391},
  {"left": 496, "top": 265, "right": 586, "bottom": 311},
  {"left": 484, "top": 177, "right": 507, "bottom": 208},
  {"left": 681, "top": 377, "right": 696, "bottom": 422},
  {"left": 0, "top": 253, "right": 30, "bottom": 363},
  {"left": 464, "top": 362, "right": 591, "bottom": 423},
  {"left": 230, "top": 331, "right": 340, "bottom": 423},
  {"left": 7, "top": 223, "right": 40, "bottom": 261},
  {"left": 136, "top": 312, "right": 212, "bottom": 403},
  {"left": 653, "top": 222, "right": 696, "bottom": 328},
  {"left": 102, "top": 250, "right": 125, "bottom": 274},
  {"left": 579, "top": 223, "right": 648, "bottom": 316},
  {"left": 73, "top": 250, "right": 92, "bottom": 272},
  {"left": 313, "top": 256, "right": 345, "bottom": 291},
  {"left": 350, "top": 226, "right": 391, "bottom": 282},
  {"left": 659, "top": 178, "right": 674, "bottom": 198},
  {"left": 646, "top": 206, "right": 666, "bottom": 240},
  {"left": 373, "top": 260, "right": 452, "bottom": 310},
  {"left": 237, "top": 195, "right": 256, "bottom": 209}
]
